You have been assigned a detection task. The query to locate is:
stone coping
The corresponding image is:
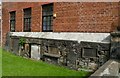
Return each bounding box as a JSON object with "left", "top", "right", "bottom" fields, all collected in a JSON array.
[{"left": 9, "top": 32, "right": 110, "bottom": 43}]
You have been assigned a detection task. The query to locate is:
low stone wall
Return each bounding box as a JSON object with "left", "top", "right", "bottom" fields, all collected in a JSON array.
[
  {"left": 89, "top": 31, "right": 120, "bottom": 77},
  {"left": 111, "top": 32, "right": 120, "bottom": 59},
  {"left": 5, "top": 32, "right": 110, "bottom": 71}
]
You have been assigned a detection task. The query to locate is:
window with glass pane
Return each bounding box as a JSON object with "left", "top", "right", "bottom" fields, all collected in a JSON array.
[
  {"left": 10, "top": 11, "right": 15, "bottom": 32},
  {"left": 42, "top": 3, "right": 53, "bottom": 32},
  {"left": 24, "top": 8, "right": 31, "bottom": 32}
]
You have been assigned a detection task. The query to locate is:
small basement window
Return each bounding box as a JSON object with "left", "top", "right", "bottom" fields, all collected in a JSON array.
[{"left": 82, "top": 48, "right": 97, "bottom": 58}]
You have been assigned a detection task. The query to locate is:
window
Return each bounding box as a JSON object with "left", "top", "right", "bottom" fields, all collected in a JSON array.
[
  {"left": 10, "top": 11, "right": 16, "bottom": 32},
  {"left": 117, "top": 26, "right": 120, "bottom": 31},
  {"left": 82, "top": 48, "right": 97, "bottom": 58},
  {"left": 42, "top": 4, "right": 53, "bottom": 32},
  {"left": 23, "top": 8, "right": 31, "bottom": 32}
]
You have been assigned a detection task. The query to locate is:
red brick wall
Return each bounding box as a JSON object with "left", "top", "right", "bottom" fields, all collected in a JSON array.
[
  {"left": 31, "top": 4, "right": 42, "bottom": 32},
  {"left": 2, "top": 2, "right": 120, "bottom": 46},
  {"left": 2, "top": 2, "right": 10, "bottom": 46},
  {"left": 2, "top": 2, "right": 49, "bottom": 46},
  {"left": 53, "top": 2, "right": 119, "bottom": 32}
]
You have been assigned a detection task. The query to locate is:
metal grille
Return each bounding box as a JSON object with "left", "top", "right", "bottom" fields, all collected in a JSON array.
[{"left": 82, "top": 48, "right": 97, "bottom": 58}]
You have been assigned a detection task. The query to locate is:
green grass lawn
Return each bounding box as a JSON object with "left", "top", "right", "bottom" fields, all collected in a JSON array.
[
  {"left": 2, "top": 49, "right": 89, "bottom": 77},
  {"left": 0, "top": 48, "right": 2, "bottom": 77}
]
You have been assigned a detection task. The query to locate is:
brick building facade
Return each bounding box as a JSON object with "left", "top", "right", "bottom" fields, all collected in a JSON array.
[
  {"left": 2, "top": 2, "right": 120, "bottom": 71},
  {"left": 2, "top": 2, "right": 120, "bottom": 45}
]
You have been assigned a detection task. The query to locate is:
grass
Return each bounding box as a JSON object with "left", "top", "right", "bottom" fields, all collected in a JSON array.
[
  {"left": 2, "top": 49, "right": 90, "bottom": 77},
  {"left": 0, "top": 48, "right": 2, "bottom": 77}
]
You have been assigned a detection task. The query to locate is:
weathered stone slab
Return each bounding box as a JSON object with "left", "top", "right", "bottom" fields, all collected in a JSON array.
[
  {"left": 90, "top": 60, "right": 120, "bottom": 77},
  {"left": 9, "top": 32, "right": 110, "bottom": 43}
]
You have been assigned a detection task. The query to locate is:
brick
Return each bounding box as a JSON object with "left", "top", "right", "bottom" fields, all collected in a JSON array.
[{"left": 2, "top": 2, "right": 120, "bottom": 46}]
